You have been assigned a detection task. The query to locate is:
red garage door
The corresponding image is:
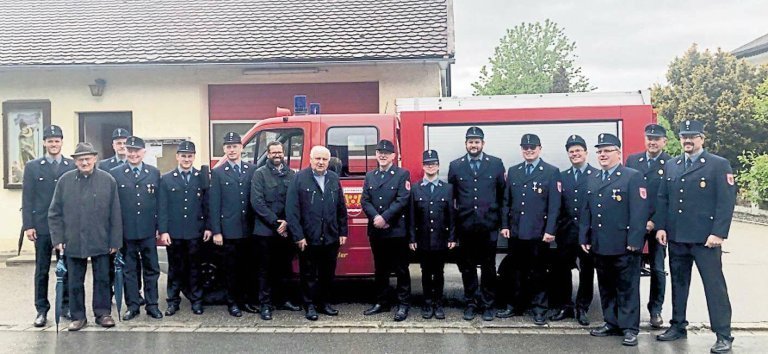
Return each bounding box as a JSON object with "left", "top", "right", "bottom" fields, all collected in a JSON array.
[{"left": 209, "top": 82, "right": 380, "bottom": 120}]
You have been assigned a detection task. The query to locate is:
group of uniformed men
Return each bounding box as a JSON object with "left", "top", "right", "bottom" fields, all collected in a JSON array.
[{"left": 24, "top": 121, "right": 735, "bottom": 352}]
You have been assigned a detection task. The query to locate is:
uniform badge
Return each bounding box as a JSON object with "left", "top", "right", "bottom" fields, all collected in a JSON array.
[
  {"left": 727, "top": 173, "right": 735, "bottom": 186},
  {"left": 700, "top": 180, "right": 707, "bottom": 188},
  {"left": 612, "top": 189, "right": 621, "bottom": 201},
  {"left": 557, "top": 181, "right": 562, "bottom": 193},
  {"left": 658, "top": 169, "right": 664, "bottom": 175},
  {"left": 405, "top": 180, "right": 411, "bottom": 191},
  {"left": 538, "top": 188, "right": 543, "bottom": 194},
  {"left": 639, "top": 187, "right": 647, "bottom": 199}
]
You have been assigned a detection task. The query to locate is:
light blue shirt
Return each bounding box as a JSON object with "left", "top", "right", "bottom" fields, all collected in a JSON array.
[
  {"left": 602, "top": 164, "right": 620, "bottom": 179},
  {"left": 313, "top": 170, "right": 327, "bottom": 192},
  {"left": 684, "top": 149, "right": 704, "bottom": 164},
  {"left": 45, "top": 154, "right": 62, "bottom": 164}
]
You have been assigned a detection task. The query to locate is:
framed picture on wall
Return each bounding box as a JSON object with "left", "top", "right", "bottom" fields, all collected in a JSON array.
[{"left": 3, "top": 100, "right": 51, "bottom": 189}]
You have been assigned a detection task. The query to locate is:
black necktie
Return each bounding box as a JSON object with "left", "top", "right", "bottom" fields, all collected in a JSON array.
[
  {"left": 133, "top": 167, "right": 140, "bottom": 178},
  {"left": 471, "top": 160, "right": 479, "bottom": 173},
  {"left": 526, "top": 164, "right": 533, "bottom": 176},
  {"left": 182, "top": 171, "right": 190, "bottom": 184},
  {"left": 51, "top": 160, "right": 59, "bottom": 174},
  {"left": 233, "top": 164, "right": 241, "bottom": 175},
  {"left": 574, "top": 169, "right": 580, "bottom": 182},
  {"left": 685, "top": 158, "right": 692, "bottom": 171},
  {"left": 430, "top": 183, "right": 435, "bottom": 193},
  {"left": 602, "top": 170, "right": 609, "bottom": 181},
  {"left": 648, "top": 158, "right": 655, "bottom": 168}
]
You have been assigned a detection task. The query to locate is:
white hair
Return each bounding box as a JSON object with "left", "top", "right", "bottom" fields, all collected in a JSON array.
[{"left": 310, "top": 145, "right": 330, "bottom": 158}]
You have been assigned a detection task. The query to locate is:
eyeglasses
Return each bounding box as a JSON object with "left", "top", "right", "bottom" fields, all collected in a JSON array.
[
  {"left": 521, "top": 145, "right": 538, "bottom": 151},
  {"left": 596, "top": 148, "right": 619, "bottom": 155}
]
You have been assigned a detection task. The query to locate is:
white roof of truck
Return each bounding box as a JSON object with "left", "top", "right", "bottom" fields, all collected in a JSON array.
[{"left": 396, "top": 90, "right": 651, "bottom": 112}]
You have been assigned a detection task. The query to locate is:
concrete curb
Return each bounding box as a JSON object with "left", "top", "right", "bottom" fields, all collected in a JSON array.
[{"left": 2, "top": 321, "right": 767, "bottom": 333}]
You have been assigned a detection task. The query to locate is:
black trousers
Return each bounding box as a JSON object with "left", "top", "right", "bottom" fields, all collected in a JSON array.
[
  {"left": 645, "top": 231, "right": 667, "bottom": 315},
  {"left": 124, "top": 237, "right": 160, "bottom": 311},
  {"left": 222, "top": 238, "right": 253, "bottom": 305},
  {"left": 549, "top": 243, "right": 594, "bottom": 311},
  {"left": 167, "top": 238, "right": 203, "bottom": 307},
  {"left": 67, "top": 254, "right": 111, "bottom": 321},
  {"left": 299, "top": 243, "right": 339, "bottom": 306},
  {"left": 457, "top": 232, "right": 497, "bottom": 309},
  {"left": 418, "top": 249, "right": 447, "bottom": 305},
  {"left": 370, "top": 237, "right": 411, "bottom": 306},
  {"left": 505, "top": 238, "right": 549, "bottom": 315},
  {"left": 668, "top": 241, "right": 732, "bottom": 338},
  {"left": 34, "top": 233, "right": 68, "bottom": 313},
  {"left": 594, "top": 252, "right": 641, "bottom": 334},
  {"left": 255, "top": 236, "right": 297, "bottom": 306}
]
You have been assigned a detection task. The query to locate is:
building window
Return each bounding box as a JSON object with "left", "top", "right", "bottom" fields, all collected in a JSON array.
[
  {"left": 326, "top": 126, "right": 378, "bottom": 178},
  {"left": 3, "top": 100, "right": 51, "bottom": 189}
]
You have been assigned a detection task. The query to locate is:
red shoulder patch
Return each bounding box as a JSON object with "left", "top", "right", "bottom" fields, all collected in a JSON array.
[
  {"left": 639, "top": 187, "right": 647, "bottom": 199},
  {"left": 557, "top": 181, "right": 562, "bottom": 193},
  {"left": 405, "top": 180, "right": 411, "bottom": 191},
  {"left": 726, "top": 174, "right": 735, "bottom": 186}
]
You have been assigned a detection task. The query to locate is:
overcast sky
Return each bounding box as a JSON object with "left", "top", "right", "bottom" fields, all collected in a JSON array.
[{"left": 451, "top": 0, "right": 768, "bottom": 96}]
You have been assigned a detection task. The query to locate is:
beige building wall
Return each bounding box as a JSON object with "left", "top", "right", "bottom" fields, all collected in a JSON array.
[{"left": 0, "top": 62, "right": 442, "bottom": 243}]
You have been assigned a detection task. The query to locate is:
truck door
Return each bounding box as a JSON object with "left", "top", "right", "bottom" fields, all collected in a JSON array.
[{"left": 326, "top": 126, "right": 380, "bottom": 275}]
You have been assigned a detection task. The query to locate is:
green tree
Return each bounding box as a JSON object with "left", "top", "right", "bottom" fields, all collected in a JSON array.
[
  {"left": 652, "top": 44, "right": 768, "bottom": 169},
  {"left": 472, "top": 19, "right": 594, "bottom": 95},
  {"left": 657, "top": 115, "right": 682, "bottom": 156},
  {"left": 751, "top": 77, "right": 768, "bottom": 123}
]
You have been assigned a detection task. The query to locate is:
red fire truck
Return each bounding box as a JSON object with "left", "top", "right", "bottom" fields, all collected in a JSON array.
[{"left": 218, "top": 91, "right": 655, "bottom": 276}]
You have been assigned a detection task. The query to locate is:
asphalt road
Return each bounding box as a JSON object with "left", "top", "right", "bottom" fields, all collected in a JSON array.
[{"left": 2, "top": 331, "right": 767, "bottom": 354}]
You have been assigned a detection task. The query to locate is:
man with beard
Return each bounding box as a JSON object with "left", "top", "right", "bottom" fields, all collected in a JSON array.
[
  {"left": 550, "top": 135, "right": 598, "bottom": 326},
  {"left": 250, "top": 141, "right": 301, "bottom": 320},
  {"left": 286, "top": 146, "right": 348, "bottom": 321},
  {"left": 23, "top": 125, "right": 76, "bottom": 327},
  {"left": 625, "top": 123, "right": 671, "bottom": 329},
  {"left": 580, "top": 133, "right": 648, "bottom": 347},
  {"left": 447, "top": 126, "right": 506, "bottom": 321},
  {"left": 49, "top": 142, "right": 122, "bottom": 330},
  {"left": 209, "top": 132, "right": 256, "bottom": 317},
  {"left": 361, "top": 139, "right": 412, "bottom": 322},
  {"left": 158, "top": 141, "right": 211, "bottom": 316},
  {"left": 498, "top": 133, "right": 561, "bottom": 326},
  {"left": 654, "top": 120, "right": 736, "bottom": 353},
  {"left": 109, "top": 136, "right": 163, "bottom": 320}
]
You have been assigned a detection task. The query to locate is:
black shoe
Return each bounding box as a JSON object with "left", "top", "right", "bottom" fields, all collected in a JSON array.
[
  {"left": 191, "top": 304, "right": 204, "bottom": 315},
  {"left": 434, "top": 305, "right": 445, "bottom": 320},
  {"left": 123, "top": 309, "right": 141, "bottom": 321},
  {"left": 33, "top": 312, "right": 47, "bottom": 327},
  {"left": 305, "top": 305, "right": 318, "bottom": 321},
  {"left": 481, "top": 308, "right": 494, "bottom": 321},
  {"left": 165, "top": 304, "right": 179, "bottom": 316},
  {"left": 622, "top": 332, "right": 639, "bottom": 347},
  {"left": 590, "top": 324, "right": 622, "bottom": 337},
  {"left": 495, "top": 304, "right": 514, "bottom": 319},
  {"left": 147, "top": 307, "right": 164, "bottom": 319},
  {"left": 393, "top": 305, "right": 409, "bottom": 322},
  {"left": 260, "top": 305, "right": 273, "bottom": 320},
  {"left": 422, "top": 305, "right": 435, "bottom": 319},
  {"left": 656, "top": 327, "right": 687, "bottom": 341},
  {"left": 533, "top": 312, "right": 547, "bottom": 326},
  {"left": 228, "top": 304, "right": 242, "bottom": 317},
  {"left": 242, "top": 303, "right": 260, "bottom": 314},
  {"left": 463, "top": 306, "right": 477, "bottom": 321},
  {"left": 319, "top": 304, "right": 339, "bottom": 316},
  {"left": 549, "top": 308, "right": 573, "bottom": 321},
  {"left": 363, "top": 303, "right": 390, "bottom": 316},
  {"left": 710, "top": 335, "right": 733, "bottom": 353},
  {"left": 576, "top": 308, "right": 590, "bottom": 326},
  {"left": 280, "top": 301, "right": 302, "bottom": 312},
  {"left": 650, "top": 313, "right": 664, "bottom": 329}
]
